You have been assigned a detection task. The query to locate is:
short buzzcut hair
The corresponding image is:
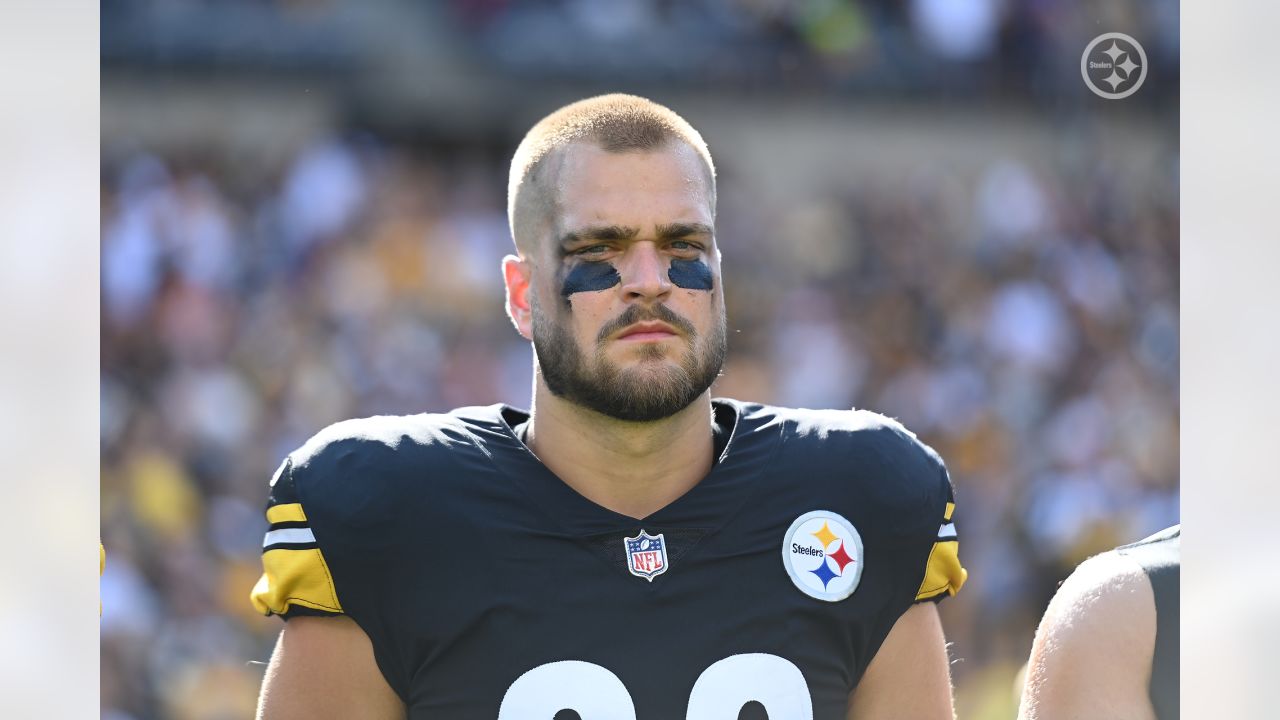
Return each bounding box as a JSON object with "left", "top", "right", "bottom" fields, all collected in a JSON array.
[{"left": 507, "top": 93, "right": 717, "bottom": 254}]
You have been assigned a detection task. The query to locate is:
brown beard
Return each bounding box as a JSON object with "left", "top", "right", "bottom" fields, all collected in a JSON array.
[{"left": 531, "top": 299, "right": 726, "bottom": 422}]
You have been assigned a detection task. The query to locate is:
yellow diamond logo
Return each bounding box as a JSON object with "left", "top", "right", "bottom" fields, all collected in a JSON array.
[{"left": 812, "top": 521, "right": 839, "bottom": 549}]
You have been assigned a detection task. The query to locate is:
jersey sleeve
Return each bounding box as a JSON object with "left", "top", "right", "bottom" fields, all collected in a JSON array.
[
  {"left": 912, "top": 469, "right": 967, "bottom": 603},
  {"left": 844, "top": 409, "right": 968, "bottom": 606},
  {"left": 818, "top": 409, "right": 971, "bottom": 682},
  {"left": 249, "top": 456, "right": 345, "bottom": 618}
]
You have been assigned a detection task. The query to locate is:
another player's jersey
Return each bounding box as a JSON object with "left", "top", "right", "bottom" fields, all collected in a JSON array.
[
  {"left": 1116, "top": 524, "right": 1179, "bottom": 720},
  {"left": 251, "top": 399, "right": 966, "bottom": 719}
]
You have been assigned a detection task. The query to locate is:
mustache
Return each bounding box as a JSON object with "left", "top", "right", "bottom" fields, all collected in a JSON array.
[{"left": 597, "top": 303, "right": 697, "bottom": 343}]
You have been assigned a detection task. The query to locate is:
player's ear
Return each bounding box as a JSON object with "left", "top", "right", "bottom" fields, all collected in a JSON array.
[{"left": 503, "top": 254, "right": 534, "bottom": 340}]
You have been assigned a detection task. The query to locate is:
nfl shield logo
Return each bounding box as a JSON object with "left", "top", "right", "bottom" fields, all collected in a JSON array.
[{"left": 624, "top": 530, "right": 669, "bottom": 581}]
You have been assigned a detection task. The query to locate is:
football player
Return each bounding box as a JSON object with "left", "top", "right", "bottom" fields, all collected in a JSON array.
[
  {"left": 251, "top": 94, "right": 967, "bottom": 719},
  {"left": 1019, "top": 525, "right": 1179, "bottom": 720}
]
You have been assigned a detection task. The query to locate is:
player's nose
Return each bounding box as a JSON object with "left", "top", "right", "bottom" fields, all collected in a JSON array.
[{"left": 619, "top": 242, "right": 672, "bottom": 303}]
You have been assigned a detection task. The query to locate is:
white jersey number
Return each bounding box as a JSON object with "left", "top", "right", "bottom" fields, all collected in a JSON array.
[
  {"left": 498, "top": 661, "right": 636, "bottom": 720},
  {"left": 498, "top": 653, "right": 812, "bottom": 719},
  {"left": 686, "top": 654, "right": 814, "bottom": 719}
]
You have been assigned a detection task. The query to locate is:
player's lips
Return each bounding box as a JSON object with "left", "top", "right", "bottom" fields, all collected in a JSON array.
[{"left": 617, "top": 322, "right": 678, "bottom": 341}]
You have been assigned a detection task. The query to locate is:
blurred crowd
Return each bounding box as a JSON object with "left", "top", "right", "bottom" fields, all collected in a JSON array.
[
  {"left": 100, "top": 121, "right": 1177, "bottom": 719},
  {"left": 101, "top": 0, "right": 1178, "bottom": 102},
  {"left": 462, "top": 0, "right": 1179, "bottom": 100}
]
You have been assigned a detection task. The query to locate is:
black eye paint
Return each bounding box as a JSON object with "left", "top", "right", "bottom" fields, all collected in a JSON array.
[
  {"left": 668, "top": 258, "right": 714, "bottom": 291},
  {"left": 560, "top": 262, "right": 621, "bottom": 298}
]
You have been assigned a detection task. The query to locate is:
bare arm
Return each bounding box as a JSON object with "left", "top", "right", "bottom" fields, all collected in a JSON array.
[
  {"left": 256, "top": 616, "right": 406, "bottom": 720},
  {"left": 1018, "top": 552, "right": 1156, "bottom": 720},
  {"left": 847, "top": 602, "right": 955, "bottom": 720}
]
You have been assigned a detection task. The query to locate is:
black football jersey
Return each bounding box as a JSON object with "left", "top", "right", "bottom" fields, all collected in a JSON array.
[{"left": 251, "top": 399, "right": 966, "bottom": 719}]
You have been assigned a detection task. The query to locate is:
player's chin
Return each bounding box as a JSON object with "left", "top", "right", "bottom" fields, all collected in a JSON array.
[
  {"left": 609, "top": 335, "right": 684, "bottom": 355},
  {"left": 615, "top": 331, "right": 688, "bottom": 351},
  {"left": 608, "top": 345, "right": 684, "bottom": 368}
]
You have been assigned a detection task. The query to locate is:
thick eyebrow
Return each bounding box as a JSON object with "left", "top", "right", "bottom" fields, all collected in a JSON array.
[
  {"left": 654, "top": 222, "right": 714, "bottom": 240},
  {"left": 556, "top": 222, "right": 715, "bottom": 250},
  {"left": 558, "top": 224, "right": 640, "bottom": 247}
]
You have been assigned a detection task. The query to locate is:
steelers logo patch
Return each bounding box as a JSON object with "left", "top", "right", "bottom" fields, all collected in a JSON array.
[{"left": 782, "top": 510, "right": 864, "bottom": 602}]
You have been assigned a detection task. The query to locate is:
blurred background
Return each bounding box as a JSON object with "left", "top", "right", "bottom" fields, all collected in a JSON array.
[{"left": 99, "top": 1, "right": 1178, "bottom": 718}]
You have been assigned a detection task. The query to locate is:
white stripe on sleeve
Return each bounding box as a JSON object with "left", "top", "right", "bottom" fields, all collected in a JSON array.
[{"left": 263, "top": 528, "right": 316, "bottom": 547}]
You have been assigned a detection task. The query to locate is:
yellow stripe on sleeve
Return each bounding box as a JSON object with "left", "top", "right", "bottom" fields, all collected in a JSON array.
[
  {"left": 266, "top": 503, "right": 307, "bottom": 524},
  {"left": 250, "top": 546, "right": 343, "bottom": 616},
  {"left": 915, "top": 539, "right": 967, "bottom": 601},
  {"left": 944, "top": 502, "right": 955, "bottom": 521}
]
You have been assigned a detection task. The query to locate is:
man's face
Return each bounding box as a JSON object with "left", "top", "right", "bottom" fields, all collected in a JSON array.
[{"left": 527, "top": 141, "right": 726, "bottom": 422}]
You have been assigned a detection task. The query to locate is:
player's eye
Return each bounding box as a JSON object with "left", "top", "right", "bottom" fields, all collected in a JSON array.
[
  {"left": 574, "top": 244, "right": 611, "bottom": 256},
  {"left": 669, "top": 240, "right": 701, "bottom": 252}
]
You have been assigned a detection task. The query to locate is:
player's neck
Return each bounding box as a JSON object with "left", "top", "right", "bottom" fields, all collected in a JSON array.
[{"left": 525, "top": 384, "right": 715, "bottom": 520}]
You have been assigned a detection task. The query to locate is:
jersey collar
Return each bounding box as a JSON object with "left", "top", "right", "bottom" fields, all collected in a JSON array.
[{"left": 466, "top": 399, "right": 782, "bottom": 537}]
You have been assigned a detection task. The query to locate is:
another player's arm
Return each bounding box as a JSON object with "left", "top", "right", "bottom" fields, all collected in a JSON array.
[
  {"left": 257, "top": 616, "right": 405, "bottom": 720},
  {"left": 1018, "top": 552, "right": 1157, "bottom": 720},
  {"left": 846, "top": 602, "right": 955, "bottom": 720}
]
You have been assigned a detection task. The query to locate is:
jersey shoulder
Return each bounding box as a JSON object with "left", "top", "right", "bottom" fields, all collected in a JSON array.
[
  {"left": 757, "top": 403, "right": 952, "bottom": 523},
  {"left": 279, "top": 406, "right": 505, "bottom": 520},
  {"left": 251, "top": 406, "right": 509, "bottom": 619},
  {"left": 790, "top": 405, "right": 944, "bottom": 462},
  {"left": 290, "top": 408, "right": 491, "bottom": 476},
  {"left": 726, "top": 400, "right": 966, "bottom": 601}
]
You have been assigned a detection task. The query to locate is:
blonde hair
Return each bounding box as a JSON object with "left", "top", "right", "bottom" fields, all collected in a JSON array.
[{"left": 507, "top": 93, "right": 716, "bottom": 253}]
